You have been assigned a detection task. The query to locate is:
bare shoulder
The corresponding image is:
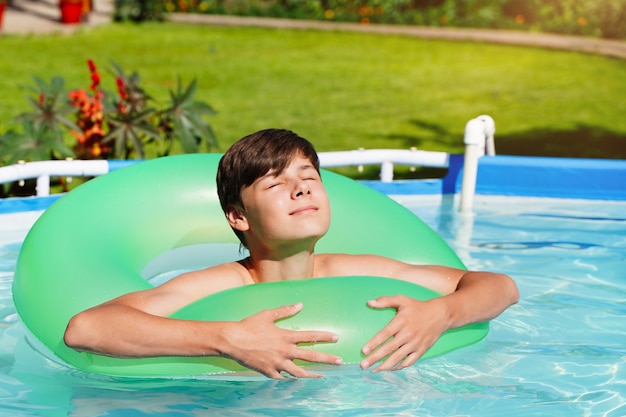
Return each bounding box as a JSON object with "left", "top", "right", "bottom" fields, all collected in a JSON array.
[
  {"left": 159, "top": 261, "right": 252, "bottom": 298},
  {"left": 106, "top": 261, "right": 252, "bottom": 317},
  {"left": 314, "top": 253, "right": 463, "bottom": 294}
]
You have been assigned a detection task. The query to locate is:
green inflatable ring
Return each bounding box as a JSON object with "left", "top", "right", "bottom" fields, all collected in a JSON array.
[{"left": 13, "top": 154, "right": 488, "bottom": 377}]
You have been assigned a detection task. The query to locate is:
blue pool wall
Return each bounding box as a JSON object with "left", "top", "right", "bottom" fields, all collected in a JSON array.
[{"left": 363, "top": 154, "right": 626, "bottom": 201}]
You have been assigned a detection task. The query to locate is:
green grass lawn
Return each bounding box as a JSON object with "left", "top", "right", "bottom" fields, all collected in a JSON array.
[{"left": 1, "top": 22, "right": 625, "bottom": 168}]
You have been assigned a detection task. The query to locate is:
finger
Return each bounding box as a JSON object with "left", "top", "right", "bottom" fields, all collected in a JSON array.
[
  {"left": 293, "top": 347, "right": 343, "bottom": 366},
  {"left": 398, "top": 351, "right": 421, "bottom": 369},
  {"left": 372, "top": 347, "right": 410, "bottom": 372},
  {"left": 367, "top": 295, "right": 404, "bottom": 310},
  {"left": 362, "top": 296, "right": 406, "bottom": 356},
  {"left": 266, "top": 370, "right": 290, "bottom": 380},
  {"left": 361, "top": 321, "right": 399, "bottom": 357},
  {"left": 360, "top": 338, "right": 398, "bottom": 370},
  {"left": 281, "top": 361, "right": 324, "bottom": 379},
  {"left": 286, "top": 329, "right": 339, "bottom": 344},
  {"left": 361, "top": 321, "right": 419, "bottom": 370},
  {"left": 252, "top": 363, "right": 290, "bottom": 380},
  {"left": 254, "top": 359, "right": 323, "bottom": 380},
  {"left": 372, "top": 343, "right": 426, "bottom": 372},
  {"left": 260, "top": 302, "right": 303, "bottom": 322}
]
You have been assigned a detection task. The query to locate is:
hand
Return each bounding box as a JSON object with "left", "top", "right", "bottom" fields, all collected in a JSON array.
[
  {"left": 360, "top": 295, "right": 449, "bottom": 372},
  {"left": 220, "top": 302, "right": 342, "bottom": 379}
]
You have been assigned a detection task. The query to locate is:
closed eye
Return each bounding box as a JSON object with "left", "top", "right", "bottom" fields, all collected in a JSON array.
[{"left": 301, "top": 171, "right": 321, "bottom": 182}]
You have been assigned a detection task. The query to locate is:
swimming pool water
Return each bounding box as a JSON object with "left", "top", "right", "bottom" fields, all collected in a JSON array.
[{"left": 0, "top": 195, "right": 624, "bottom": 416}]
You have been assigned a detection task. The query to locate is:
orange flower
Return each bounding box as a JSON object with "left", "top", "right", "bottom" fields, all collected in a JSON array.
[
  {"left": 69, "top": 89, "right": 88, "bottom": 105},
  {"left": 91, "top": 142, "right": 102, "bottom": 158},
  {"left": 67, "top": 59, "right": 111, "bottom": 159},
  {"left": 85, "top": 125, "right": 105, "bottom": 137},
  {"left": 70, "top": 130, "right": 86, "bottom": 144}
]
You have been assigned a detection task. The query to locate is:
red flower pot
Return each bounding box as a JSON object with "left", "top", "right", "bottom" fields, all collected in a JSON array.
[{"left": 59, "top": 0, "right": 83, "bottom": 24}]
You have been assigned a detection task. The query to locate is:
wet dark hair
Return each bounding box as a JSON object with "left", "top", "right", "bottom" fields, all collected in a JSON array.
[{"left": 216, "top": 128, "right": 320, "bottom": 245}]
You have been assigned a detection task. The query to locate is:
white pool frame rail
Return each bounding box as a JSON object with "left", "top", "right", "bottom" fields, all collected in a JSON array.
[
  {"left": 0, "top": 159, "right": 110, "bottom": 197},
  {"left": 0, "top": 116, "right": 496, "bottom": 211},
  {"left": 318, "top": 148, "right": 450, "bottom": 181}
]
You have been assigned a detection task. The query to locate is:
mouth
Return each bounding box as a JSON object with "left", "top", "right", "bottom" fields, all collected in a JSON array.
[{"left": 289, "top": 205, "right": 318, "bottom": 215}]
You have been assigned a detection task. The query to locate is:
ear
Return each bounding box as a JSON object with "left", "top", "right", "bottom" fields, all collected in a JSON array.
[{"left": 225, "top": 205, "right": 249, "bottom": 232}]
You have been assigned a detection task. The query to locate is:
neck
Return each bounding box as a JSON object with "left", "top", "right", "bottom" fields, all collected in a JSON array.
[{"left": 245, "top": 244, "right": 316, "bottom": 283}]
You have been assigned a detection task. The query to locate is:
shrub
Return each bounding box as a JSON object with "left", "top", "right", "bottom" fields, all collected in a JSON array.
[
  {"left": 0, "top": 60, "right": 217, "bottom": 165},
  {"left": 164, "top": 0, "right": 626, "bottom": 39},
  {"left": 113, "top": 0, "right": 167, "bottom": 22}
]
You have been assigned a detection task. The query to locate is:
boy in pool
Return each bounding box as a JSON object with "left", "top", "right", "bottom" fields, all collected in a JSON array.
[{"left": 64, "top": 129, "right": 519, "bottom": 379}]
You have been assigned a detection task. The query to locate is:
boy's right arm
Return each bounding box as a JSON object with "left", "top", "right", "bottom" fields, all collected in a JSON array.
[{"left": 63, "top": 269, "right": 342, "bottom": 379}]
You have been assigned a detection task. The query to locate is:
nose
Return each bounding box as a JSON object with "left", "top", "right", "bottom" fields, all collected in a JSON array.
[{"left": 292, "top": 180, "right": 310, "bottom": 198}]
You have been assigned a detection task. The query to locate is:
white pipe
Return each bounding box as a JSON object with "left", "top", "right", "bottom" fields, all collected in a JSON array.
[
  {"left": 0, "top": 160, "right": 110, "bottom": 197},
  {"left": 477, "top": 114, "right": 496, "bottom": 156},
  {"left": 319, "top": 149, "right": 450, "bottom": 168},
  {"left": 460, "top": 115, "right": 496, "bottom": 212},
  {"left": 319, "top": 149, "right": 450, "bottom": 182},
  {"left": 0, "top": 160, "right": 110, "bottom": 183},
  {"left": 319, "top": 149, "right": 449, "bottom": 172}
]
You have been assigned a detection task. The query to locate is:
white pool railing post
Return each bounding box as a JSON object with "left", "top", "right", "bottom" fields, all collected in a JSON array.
[
  {"left": 380, "top": 160, "right": 394, "bottom": 182},
  {"left": 460, "top": 115, "right": 495, "bottom": 212},
  {"left": 36, "top": 174, "right": 51, "bottom": 197}
]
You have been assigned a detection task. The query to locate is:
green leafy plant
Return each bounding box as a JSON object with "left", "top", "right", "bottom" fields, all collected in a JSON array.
[
  {"left": 0, "top": 59, "right": 217, "bottom": 165},
  {"left": 104, "top": 62, "right": 217, "bottom": 158},
  {"left": 0, "top": 121, "right": 74, "bottom": 165},
  {"left": 0, "top": 76, "right": 78, "bottom": 165},
  {"left": 14, "top": 76, "right": 80, "bottom": 139},
  {"left": 0, "top": 119, "right": 76, "bottom": 197},
  {"left": 0, "top": 59, "right": 217, "bottom": 198},
  {"left": 104, "top": 61, "right": 161, "bottom": 159},
  {"left": 158, "top": 77, "right": 217, "bottom": 156}
]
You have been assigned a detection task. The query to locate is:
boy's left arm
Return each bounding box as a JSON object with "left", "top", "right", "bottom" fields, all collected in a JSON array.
[{"left": 360, "top": 268, "right": 519, "bottom": 372}]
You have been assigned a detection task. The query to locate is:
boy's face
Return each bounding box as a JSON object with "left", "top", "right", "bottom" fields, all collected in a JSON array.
[{"left": 233, "top": 155, "right": 331, "bottom": 250}]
